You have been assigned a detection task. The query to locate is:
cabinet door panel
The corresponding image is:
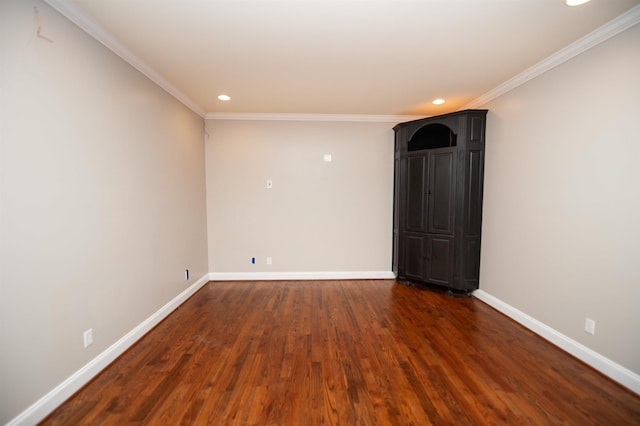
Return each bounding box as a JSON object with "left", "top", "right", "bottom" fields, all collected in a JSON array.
[
  {"left": 426, "top": 235, "right": 454, "bottom": 286},
  {"left": 463, "top": 238, "right": 481, "bottom": 283},
  {"left": 404, "top": 233, "right": 426, "bottom": 281},
  {"left": 428, "top": 150, "right": 455, "bottom": 234},
  {"left": 406, "top": 155, "right": 427, "bottom": 231},
  {"left": 465, "top": 150, "right": 483, "bottom": 236}
]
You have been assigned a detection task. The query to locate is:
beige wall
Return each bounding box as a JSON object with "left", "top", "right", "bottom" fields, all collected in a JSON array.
[
  {"left": 0, "top": 1, "right": 208, "bottom": 422},
  {"left": 480, "top": 23, "right": 640, "bottom": 374},
  {"left": 205, "top": 119, "right": 394, "bottom": 274}
]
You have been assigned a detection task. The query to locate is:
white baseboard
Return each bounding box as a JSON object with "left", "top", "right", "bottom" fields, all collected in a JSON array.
[
  {"left": 473, "top": 289, "right": 640, "bottom": 395},
  {"left": 208, "top": 271, "right": 396, "bottom": 281},
  {"left": 7, "top": 273, "right": 210, "bottom": 426}
]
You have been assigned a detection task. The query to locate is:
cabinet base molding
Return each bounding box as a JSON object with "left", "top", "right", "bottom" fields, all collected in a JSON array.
[{"left": 473, "top": 289, "right": 640, "bottom": 395}]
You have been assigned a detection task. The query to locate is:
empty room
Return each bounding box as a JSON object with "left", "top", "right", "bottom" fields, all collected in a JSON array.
[{"left": 1, "top": 0, "right": 640, "bottom": 424}]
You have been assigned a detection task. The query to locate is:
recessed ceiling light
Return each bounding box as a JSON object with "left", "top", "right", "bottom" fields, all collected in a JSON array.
[
  {"left": 432, "top": 99, "right": 445, "bottom": 105},
  {"left": 565, "top": 0, "right": 590, "bottom": 6},
  {"left": 218, "top": 94, "right": 231, "bottom": 101}
]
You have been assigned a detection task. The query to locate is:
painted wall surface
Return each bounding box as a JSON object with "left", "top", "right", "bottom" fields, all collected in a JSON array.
[
  {"left": 205, "top": 119, "right": 394, "bottom": 274},
  {"left": 0, "top": 1, "right": 208, "bottom": 422},
  {"left": 480, "top": 23, "right": 640, "bottom": 374}
]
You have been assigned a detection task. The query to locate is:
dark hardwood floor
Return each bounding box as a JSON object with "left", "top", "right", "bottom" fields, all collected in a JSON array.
[{"left": 41, "top": 280, "right": 640, "bottom": 425}]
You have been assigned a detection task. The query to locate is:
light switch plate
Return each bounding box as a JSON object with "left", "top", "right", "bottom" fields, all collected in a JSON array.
[
  {"left": 83, "top": 329, "right": 93, "bottom": 348},
  {"left": 585, "top": 318, "right": 596, "bottom": 335}
]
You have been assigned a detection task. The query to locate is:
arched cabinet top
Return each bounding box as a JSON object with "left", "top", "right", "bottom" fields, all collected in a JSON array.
[
  {"left": 408, "top": 123, "right": 457, "bottom": 151},
  {"left": 394, "top": 109, "right": 487, "bottom": 154}
]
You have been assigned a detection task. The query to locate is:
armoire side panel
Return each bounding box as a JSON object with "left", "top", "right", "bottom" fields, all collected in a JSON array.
[
  {"left": 465, "top": 150, "right": 483, "bottom": 235},
  {"left": 392, "top": 155, "right": 400, "bottom": 276},
  {"left": 470, "top": 116, "right": 483, "bottom": 143},
  {"left": 463, "top": 238, "right": 481, "bottom": 284}
]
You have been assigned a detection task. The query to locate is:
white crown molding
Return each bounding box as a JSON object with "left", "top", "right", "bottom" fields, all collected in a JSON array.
[
  {"left": 473, "top": 289, "right": 640, "bottom": 395},
  {"left": 209, "top": 271, "right": 396, "bottom": 281},
  {"left": 7, "top": 273, "right": 210, "bottom": 426},
  {"left": 42, "top": 1, "right": 639, "bottom": 123},
  {"left": 465, "top": 4, "right": 640, "bottom": 109},
  {"left": 205, "top": 112, "right": 425, "bottom": 123},
  {"left": 43, "top": 0, "right": 206, "bottom": 118}
]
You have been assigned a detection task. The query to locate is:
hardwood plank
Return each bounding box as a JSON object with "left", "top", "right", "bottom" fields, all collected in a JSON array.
[{"left": 41, "top": 280, "right": 640, "bottom": 425}]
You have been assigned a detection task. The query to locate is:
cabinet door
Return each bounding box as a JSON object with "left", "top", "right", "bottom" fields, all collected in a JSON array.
[
  {"left": 427, "top": 149, "right": 456, "bottom": 234},
  {"left": 406, "top": 155, "right": 427, "bottom": 232},
  {"left": 425, "top": 235, "right": 454, "bottom": 286},
  {"left": 403, "top": 233, "right": 426, "bottom": 281}
]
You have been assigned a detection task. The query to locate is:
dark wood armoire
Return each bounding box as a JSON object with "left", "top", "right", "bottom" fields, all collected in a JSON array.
[{"left": 392, "top": 110, "right": 488, "bottom": 293}]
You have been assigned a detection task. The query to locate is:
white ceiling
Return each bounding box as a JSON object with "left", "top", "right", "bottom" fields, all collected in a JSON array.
[{"left": 46, "top": 0, "right": 640, "bottom": 117}]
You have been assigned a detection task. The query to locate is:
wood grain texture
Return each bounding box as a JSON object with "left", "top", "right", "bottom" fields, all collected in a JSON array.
[{"left": 41, "top": 280, "right": 640, "bottom": 425}]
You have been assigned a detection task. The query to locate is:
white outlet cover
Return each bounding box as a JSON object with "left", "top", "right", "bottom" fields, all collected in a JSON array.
[
  {"left": 83, "top": 329, "right": 93, "bottom": 348},
  {"left": 323, "top": 154, "right": 332, "bottom": 162},
  {"left": 266, "top": 179, "right": 273, "bottom": 188},
  {"left": 266, "top": 256, "right": 272, "bottom": 265}
]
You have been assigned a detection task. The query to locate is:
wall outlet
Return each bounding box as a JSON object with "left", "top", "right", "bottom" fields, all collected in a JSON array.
[
  {"left": 323, "top": 154, "right": 332, "bottom": 162},
  {"left": 266, "top": 256, "right": 272, "bottom": 265},
  {"left": 83, "top": 329, "right": 93, "bottom": 348},
  {"left": 266, "top": 179, "right": 273, "bottom": 189},
  {"left": 585, "top": 318, "right": 596, "bottom": 335}
]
